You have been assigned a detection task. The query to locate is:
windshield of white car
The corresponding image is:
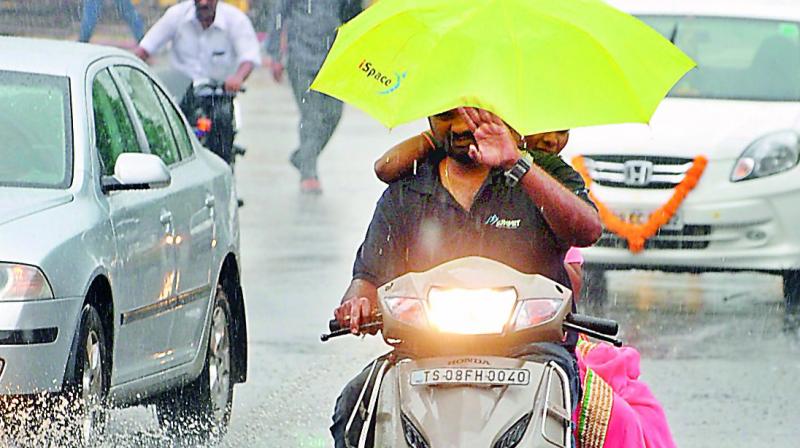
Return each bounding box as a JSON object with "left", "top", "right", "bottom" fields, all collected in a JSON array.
[
  {"left": 639, "top": 15, "right": 800, "bottom": 102},
  {"left": 0, "top": 70, "right": 72, "bottom": 188}
]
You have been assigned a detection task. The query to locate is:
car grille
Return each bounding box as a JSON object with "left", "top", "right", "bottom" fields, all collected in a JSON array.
[
  {"left": 595, "top": 225, "right": 712, "bottom": 250},
  {"left": 582, "top": 155, "right": 695, "bottom": 189}
]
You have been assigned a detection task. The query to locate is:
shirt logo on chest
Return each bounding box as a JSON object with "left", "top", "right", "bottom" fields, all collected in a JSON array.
[{"left": 485, "top": 214, "right": 522, "bottom": 229}]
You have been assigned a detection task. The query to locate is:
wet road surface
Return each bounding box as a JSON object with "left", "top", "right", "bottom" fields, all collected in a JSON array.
[{"left": 101, "top": 69, "right": 800, "bottom": 448}]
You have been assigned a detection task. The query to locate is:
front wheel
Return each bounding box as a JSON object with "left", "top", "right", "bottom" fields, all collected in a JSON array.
[
  {"left": 64, "top": 304, "right": 109, "bottom": 446},
  {"left": 155, "top": 287, "right": 234, "bottom": 443},
  {"left": 782, "top": 270, "right": 800, "bottom": 332}
]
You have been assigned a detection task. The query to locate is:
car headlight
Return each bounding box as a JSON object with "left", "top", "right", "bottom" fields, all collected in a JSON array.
[
  {"left": 0, "top": 263, "right": 54, "bottom": 301},
  {"left": 426, "top": 287, "right": 517, "bottom": 335},
  {"left": 731, "top": 131, "right": 800, "bottom": 182}
]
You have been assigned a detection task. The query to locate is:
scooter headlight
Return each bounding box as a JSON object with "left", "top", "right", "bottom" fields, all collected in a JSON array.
[
  {"left": 426, "top": 287, "right": 517, "bottom": 335},
  {"left": 510, "top": 299, "right": 564, "bottom": 331}
]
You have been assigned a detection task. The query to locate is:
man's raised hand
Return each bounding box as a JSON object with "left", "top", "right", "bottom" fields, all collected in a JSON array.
[{"left": 459, "top": 107, "right": 520, "bottom": 170}]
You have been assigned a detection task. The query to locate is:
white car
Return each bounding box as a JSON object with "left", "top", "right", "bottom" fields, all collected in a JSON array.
[
  {"left": 563, "top": 0, "right": 800, "bottom": 309},
  {"left": 0, "top": 37, "right": 246, "bottom": 444}
]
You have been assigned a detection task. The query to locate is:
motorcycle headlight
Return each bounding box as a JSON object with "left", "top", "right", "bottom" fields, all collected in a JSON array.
[
  {"left": 731, "top": 131, "right": 800, "bottom": 182},
  {"left": 510, "top": 299, "right": 563, "bottom": 331},
  {"left": 0, "top": 263, "right": 54, "bottom": 301},
  {"left": 426, "top": 287, "right": 517, "bottom": 335}
]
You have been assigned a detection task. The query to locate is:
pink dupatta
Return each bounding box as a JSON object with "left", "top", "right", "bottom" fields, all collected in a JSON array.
[{"left": 573, "top": 339, "right": 676, "bottom": 448}]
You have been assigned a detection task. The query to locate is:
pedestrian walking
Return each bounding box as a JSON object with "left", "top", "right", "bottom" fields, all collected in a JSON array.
[
  {"left": 266, "top": 0, "right": 363, "bottom": 194},
  {"left": 79, "top": 0, "right": 145, "bottom": 43}
]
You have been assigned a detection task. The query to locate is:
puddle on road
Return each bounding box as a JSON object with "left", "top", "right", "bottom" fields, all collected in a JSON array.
[{"left": 590, "top": 270, "right": 797, "bottom": 360}]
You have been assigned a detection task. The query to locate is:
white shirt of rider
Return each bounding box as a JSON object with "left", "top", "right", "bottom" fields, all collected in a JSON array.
[{"left": 139, "top": 1, "right": 261, "bottom": 83}]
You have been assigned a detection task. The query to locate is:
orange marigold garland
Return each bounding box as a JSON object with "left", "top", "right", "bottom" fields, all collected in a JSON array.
[{"left": 572, "top": 155, "right": 708, "bottom": 253}]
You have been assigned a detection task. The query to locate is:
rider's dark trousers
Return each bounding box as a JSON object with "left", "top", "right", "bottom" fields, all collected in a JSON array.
[
  {"left": 287, "top": 60, "right": 344, "bottom": 180},
  {"left": 330, "top": 342, "right": 580, "bottom": 448}
]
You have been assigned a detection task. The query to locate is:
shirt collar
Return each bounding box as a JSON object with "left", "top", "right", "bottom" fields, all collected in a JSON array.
[
  {"left": 403, "top": 156, "right": 506, "bottom": 196},
  {"left": 190, "top": 7, "right": 228, "bottom": 31}
]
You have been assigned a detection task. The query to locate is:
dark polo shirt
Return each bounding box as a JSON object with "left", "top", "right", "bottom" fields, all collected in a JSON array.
[
  {"left": 353, "top": 151, "right": 594, "bottom": 290},
  {"left": 352, "top": 151, "right": 594, "bottom": 350}
]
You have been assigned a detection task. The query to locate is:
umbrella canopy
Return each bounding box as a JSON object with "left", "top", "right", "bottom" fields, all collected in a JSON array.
[{"left": 310, "top": 0, "right": 695, "bottom": 136}]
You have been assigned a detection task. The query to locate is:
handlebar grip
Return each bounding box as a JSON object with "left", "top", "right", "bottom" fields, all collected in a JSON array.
[
  {"left": 329, "top": 318, "right": 342, "bottom": 332},
  {"left": 567, "top": 314, "right": 619, "bottom": 336}
]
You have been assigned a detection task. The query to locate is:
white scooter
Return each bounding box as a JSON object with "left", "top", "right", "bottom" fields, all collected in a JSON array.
[{"left": 322, "top": 256, "right": 621, "bottom": 448}]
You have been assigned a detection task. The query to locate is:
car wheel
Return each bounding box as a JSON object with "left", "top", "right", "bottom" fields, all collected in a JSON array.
[
  {"left": 155, "top": 287, "right": 234, "bottom": 443},
  {"left": 782, "top": 270, "right": 800, "bottom": 331},
  {"left": 65, "top": 304, "right": 109, "bottom": 446},
  {"left": 580, "top": 264, "right": 608, "bottom": 306}
]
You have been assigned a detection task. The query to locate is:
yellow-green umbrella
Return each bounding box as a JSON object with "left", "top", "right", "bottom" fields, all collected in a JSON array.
[{"left": 311, "top": 0, "right": 695, "bottom": 135}]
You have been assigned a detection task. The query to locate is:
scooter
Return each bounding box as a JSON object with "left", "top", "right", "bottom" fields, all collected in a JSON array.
[
  {"left": 322, "top": 256, "right": 621, "bottom": 448},
  {"left": 187, "top": 79, "right": 247, "bottom": 169}
]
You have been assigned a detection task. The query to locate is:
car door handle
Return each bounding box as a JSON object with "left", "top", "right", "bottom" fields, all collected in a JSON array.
[
  {"left": 160, "top": 211, "right": 173, "bottom": 225},
  {"left": 205, "top": 194, "right": 216, "bottom": 208}
]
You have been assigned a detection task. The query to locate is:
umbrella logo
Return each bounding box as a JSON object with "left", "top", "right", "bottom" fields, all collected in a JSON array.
[{"left": 358, "top": 59, "right": 406, "bottom": 95}]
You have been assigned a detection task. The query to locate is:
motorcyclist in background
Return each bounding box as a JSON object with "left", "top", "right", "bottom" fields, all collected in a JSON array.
[{"left": 133, "top": 0, "right": 261, "bottom": 164}]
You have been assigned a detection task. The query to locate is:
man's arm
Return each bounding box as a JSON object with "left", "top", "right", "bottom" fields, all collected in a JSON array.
[
  {"left": 518, "top": 163, "right": 602, "bottom": 247},
  {"left": 265, "top": 0, "right": 288, "bottom": 81},
  {"left": 225, "top": 13, "right": 261, "bottom": 91},
  {"left": 333, "top": 189, "right": 403, "bottom": 334},
  {"left": 461, "top": 108, "right": 602, "bottom": 248},
  {"left": 134, "top": 4, "right": 181, "bottom": 60},
  {"left": 334, "top": 279, "right": 378, "bottom": 334}
]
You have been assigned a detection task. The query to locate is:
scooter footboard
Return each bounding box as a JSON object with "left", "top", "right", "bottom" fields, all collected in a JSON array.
[{"left": 374, "top": 356, "right": 572, "bottom": 448}]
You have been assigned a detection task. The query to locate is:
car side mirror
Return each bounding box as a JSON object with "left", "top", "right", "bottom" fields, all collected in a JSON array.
[{"left": 101, "top": 153, "right": 171, "bottom": 193}]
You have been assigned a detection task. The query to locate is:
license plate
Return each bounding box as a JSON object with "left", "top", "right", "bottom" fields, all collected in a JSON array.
[
  {"left": 410, "top": 368, "right": 530, "bottom": 386},
  {"left": 618, "top": 210, "right": 683, "bottom": 231}
]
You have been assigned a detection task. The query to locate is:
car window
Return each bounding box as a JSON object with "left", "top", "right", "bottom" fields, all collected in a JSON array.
[
  {"left": 113, "top": 66, "right": 181, "bottom": 165},
  {"left": 92, "top": 69, "right": 141, "bottom": 176},
  {"left": 0, "top": 70, "right": 72, "bottom": 188},
  {"left": 154, "top": 84, "right": 194, "bottom": 160},
  {"left": 640, "top": 16, "right": 800, "bottom": 101}
]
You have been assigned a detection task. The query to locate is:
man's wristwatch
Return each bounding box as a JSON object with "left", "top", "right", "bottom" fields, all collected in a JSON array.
[{"left": 504, "top": 151, "right": 533, "bottom": 187}]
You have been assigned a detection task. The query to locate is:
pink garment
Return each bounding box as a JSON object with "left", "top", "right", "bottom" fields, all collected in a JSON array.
[
  {"left": 565, "top": 247, "right": 584, "bottom": 265},
  {"left": 574, "top": 342, "right": 676, "bottom": 448}
]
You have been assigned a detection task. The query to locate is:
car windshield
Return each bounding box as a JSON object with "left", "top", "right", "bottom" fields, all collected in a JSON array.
[
  {"left": 0, "top": 70, "right": 72, "bottom": 188},
  {"left": 639, "top": 15, "right": 800, "bottom": 101}
]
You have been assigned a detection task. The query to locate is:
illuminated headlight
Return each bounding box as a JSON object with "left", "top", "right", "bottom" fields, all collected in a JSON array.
[
  {"left": 0, "top": 263, "right": 54, "bottom": 301},
  {"left": 731, "top": 131, "right": 800, "bottom": 182},
  {"left": 426, "top": 287, "right": 517, "bottom": 335}
]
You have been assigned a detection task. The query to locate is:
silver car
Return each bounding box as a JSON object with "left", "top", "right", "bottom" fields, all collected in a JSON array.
[{"left": 0, "top": 37, "right": 247, "bottom": 443}]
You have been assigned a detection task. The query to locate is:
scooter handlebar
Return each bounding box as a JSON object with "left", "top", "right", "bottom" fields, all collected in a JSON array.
[{"left": 566, "top": 314, "right": 619, "bottom": 336}]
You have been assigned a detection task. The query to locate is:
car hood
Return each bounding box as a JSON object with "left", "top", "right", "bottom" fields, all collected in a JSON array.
[
  {"left": 564, "top": 98, "right": 800, "bottom": 160},
  {"left": 0, "top": 189, "right": 74, "bottom": 226}
]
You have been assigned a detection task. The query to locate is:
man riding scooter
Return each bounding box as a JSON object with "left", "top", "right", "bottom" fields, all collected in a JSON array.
[
  {"left": 133, "top": 0, "right": 260, "bottom": 165},
  {"left": 331, "top": 107, "right": 603, "bottom": 447}
]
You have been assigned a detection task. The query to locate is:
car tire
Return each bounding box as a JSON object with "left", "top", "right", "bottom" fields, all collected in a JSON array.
[
  {"left": 580, "top": 265, "right": 608, "bottom": 306},
  {"left": 783, "top": 270, "right": 800, "bottom": 309},
  {"left": 64, "top": 304, "right": 110, "bottom": 447},
  {"left": 155, "top": 286, "right": 234, "bottom": 443}
]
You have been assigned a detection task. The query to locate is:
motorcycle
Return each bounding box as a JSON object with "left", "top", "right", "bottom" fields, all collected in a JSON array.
[
  {"left": 186, "top": 79, "right": 247, "bottom": 169},
  {"left": 322, "top": 256, "right": 621, "bottom": 448}
]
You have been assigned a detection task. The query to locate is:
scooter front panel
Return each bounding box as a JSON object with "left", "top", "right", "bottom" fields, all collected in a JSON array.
[{"left": 374, "top": 356, "right": 571, "bottom": 447}]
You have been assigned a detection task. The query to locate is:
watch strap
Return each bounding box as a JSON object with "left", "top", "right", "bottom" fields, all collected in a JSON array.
[{"left": 505, "top": 151, "right": 533, "bottom": 187}]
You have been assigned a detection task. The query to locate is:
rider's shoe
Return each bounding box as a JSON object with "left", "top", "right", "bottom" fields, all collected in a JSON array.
[{"left": 300, "top": 177, "right": 322, "bottom": 195}]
